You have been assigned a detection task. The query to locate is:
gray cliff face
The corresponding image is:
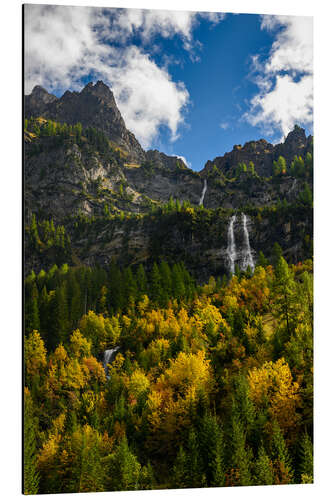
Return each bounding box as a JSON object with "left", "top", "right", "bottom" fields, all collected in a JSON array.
[
  {"left": 25, "top": 85, "right": 58, "bottom": 116},
  {"left": 25, "top": 81, "right": 145, "bottom": 162}
]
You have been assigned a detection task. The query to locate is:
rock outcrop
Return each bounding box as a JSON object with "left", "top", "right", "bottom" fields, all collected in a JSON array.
[
  {"left": 203, "top": 125, "right": 312, "bottom": 178},
  {"left": 25, "top": 81, "right": 145, "bottom": 162}
]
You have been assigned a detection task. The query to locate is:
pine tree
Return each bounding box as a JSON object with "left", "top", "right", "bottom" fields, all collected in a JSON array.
[
  {"left": 172, "top": 445, "right": 187, "bottom": 488},
  {"left": 159, "top": 261, "right": 172, "bottom": 305},
  {"left": 198, "top": 414, "right": 225, "bottom": 486},
  {"left": 25, "top": 282, "right": 40, "bottom": 334},
  {"left": 171, "top": 263, "right": 185, "bottom": 301},
  {"left": 270, "top": 420, "right": 293, "bottom": 484},
  {"left": 299, "top": 182, "right": 313, "bottom": 206},
  {"left": 254, "top": 445, "right": 273, "bottom": 485},
  {"left": 76, "top": 427, "right": 105, "bottom": 492},
  {"left": 48, "top": 282, "right": 69, "bottom": 348},
  {"left": 38, "top": 286, "right": 49, "bottom": 337},
  {"left": 108, "top": 260, "right": 124, "bottom": 312},
  {"left": 105, "top": 436, "right": 141, "bottom": 491},
  {"left": 229, "top": 413, "right": 252, "bottom": 486},
  {"left": 150, "top": 262, "right": 162, "bottom": 304},
  {"left": 140, "top": 461, "right": 155, "bottom": 490},
  {"left": 24, "top": 389, "right": 40, "bottom": 494},
  {"left": 30, "top": 214, "right": 40, "bottom": 250},
  {"left": 68, "top": 274, "right": 82, "bottom": 329},
  {"left": 272, "top": 242, "right": 283, "bottom": 267},
  {"left": 232, "top": 375, "right": 255, "bottom": 438},
  {"left": 123, "top": 267, "right": 137, "bottom": 308},
  {"left": 257, "top": 251, "right": 268, "bottom": 268},
  {"left": 186, "top": 427, "right": 206, "bottom": 487},
  {"left": 136, "top": 264, "right": 148, "bottom": 298},
  {"left": 297, "top": 433, "right": 313, "bottom": 483},
  {"left": 273, "top": 256, "right": 296, "bottom": 337}
]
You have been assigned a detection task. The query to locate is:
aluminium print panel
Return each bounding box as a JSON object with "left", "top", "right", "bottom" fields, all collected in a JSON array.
[{"left": 23, "top": 3, "right": 313, "bottom": 494}]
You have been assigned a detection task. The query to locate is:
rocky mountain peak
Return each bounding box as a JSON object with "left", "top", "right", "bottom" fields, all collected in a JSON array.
[
  {"left": 284, "top": 125, "right": 307, "bottom": 147},
  {"left": 25, "top": 80, "right": 145, "bottom": 162},
  {"left": 80, "top": 80, "right": 115, "bottom": 102},
  {"left": 203, "top": 124, "right": 312, "bottom": 177},
  {"left": 31, "top": 84, "right": 50, "bottom": 95},
  {"left": 25, "top": 85, "right": 58, "bottom": 117}
]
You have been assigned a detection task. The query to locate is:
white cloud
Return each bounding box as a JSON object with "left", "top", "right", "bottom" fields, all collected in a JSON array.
[
  {"left": 176, "top": 155, "right": 191, "bottom": 167},
  {"left": 246, "top": 74, "right": 313, "bottom": 137},
  {"left": 261, "top": 15, "right": 313, "bottom": 75},
  {"left": 25, "top": 5, "right": 105, "bottom": 92},
  {"left": 106, "top": 47, "right": 189, "bottom": 147},
  {"left": 24, "top": 5, "right": 225, "bottom": 148},
  {"left": 220, "top": 122, "right": 229, "bottom": 130},
  {"left": 244, "top": 15, "right": 313, "bottom": 137},
  {"left": 105, "top": 9, "right": 225, "bottom": 47},
  {"left": 107, "top": 8, "right": 196, "bottom": 45}
]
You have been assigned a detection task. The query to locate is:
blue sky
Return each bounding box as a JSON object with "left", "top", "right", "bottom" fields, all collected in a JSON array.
[
  {"left": 25, "top": 6, "right": 313, "bottom": 171},
  {"left": 153, "top": 13, "right": 278, "bottom": 169}
]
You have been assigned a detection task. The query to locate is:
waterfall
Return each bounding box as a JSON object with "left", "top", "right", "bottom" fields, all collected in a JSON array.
[
  {"left": 290, "top": 178, "right": 297, "bottom": 192},
  {"left": 226, "top": 214, "right": 255, "bottom": 274},
  {"left": 103, "top": 346, "right": 120, "bottom": 376},
  {"left": 199, "top": 179, "right": 207, "bottom": 206},
  {"left": 227, "top": 215, "right": 237, "bottom": 274},
  {"left": 241, "top": 213, "right": 255, "bottom": 273}
]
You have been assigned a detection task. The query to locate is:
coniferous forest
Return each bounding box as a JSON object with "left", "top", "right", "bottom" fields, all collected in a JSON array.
[{"left": 24, "top": 254, "right": 313, "bottom": 493}]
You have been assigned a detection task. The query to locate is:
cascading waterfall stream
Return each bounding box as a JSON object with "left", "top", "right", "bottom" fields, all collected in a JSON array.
[
  {"left": 290, "top": 178, "right": 297, "bottom": 193},
  {"left": 241, "top": 213, "right": 255, "bottom": 273},
  {"left": 199, "top": 178, "right": 207, "bottom": 206},
  {"left": 103, "top": 346, "right": 120, "bottom": 376},
  {"left": 227, "top": 214, "right": 237, "bottom": 275},
  {"left": 226, "top": 213, "right": 255, "bottom": 274}
]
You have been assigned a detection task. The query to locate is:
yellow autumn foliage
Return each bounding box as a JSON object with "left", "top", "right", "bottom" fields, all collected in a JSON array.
[
  {"left": 25, "top": 330, "right": 47, "bottom": 378},
  {"left": 147, "top": 351, "right": 213, "bottom": 436},
  {"left": 69, "top": 329, "right": 92, "bottom": 358},
  {"left": 248, "top": 358, "right": 300, "bottom": 432},
  {"left": 128, "top": 369, "right": 150, "bottom": 400}
]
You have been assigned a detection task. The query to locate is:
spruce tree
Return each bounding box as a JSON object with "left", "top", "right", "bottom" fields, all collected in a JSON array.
[
  {"left": 38, "top": 286, "right": 49, "bottom": 337},
  {"left": 270, "top": 420, "right": 293, "bottom": 484},
  {"left": 108, "top": 260, "right": 124, "bottom": 312},
  {"left": 172, "top": 445, "right": 187, "bottom": 488},
  {"left": 24, "top": 390, "right": 40, "bottom": 494},
  {"left": 140, "top": 461, "right": 155, "bottom": 490},
  {"left": 136, "top": 263, "right": 148, "bottom": 298},
  {"left": 257, "top": 251, "right": 268, "bottom": 268},
  {"left": 123, "top": 267, "right": 137, "bottom": 308},
  {"left": 171, "top": 263, "right": 185, "bottom": 301},
  {"left": 273, "top": 256, "right": 296, "bottom": 337},
  {"left": 68, "top": 275, "right": 82, "bottom": 329},
  {"left": 186, "top": 427, "right": 206, "bottom": 488},
  {"left": 76, "top": 429, "right": 105, "bottom": 493},
  {"left": 229, "top": 412, "right": 252, "bottom": 486},
  {"left": 105, "top": 436, "right": 141, "bottom": 491},
  {"left": 254, "top": 444, "right": 273, "bottom": 485},
  {"left": 272, "top": 242, "right": 283, "bottom": 267},
  {"left": 198, "top": 413, "right": 225, "bottom": 486},
  {"left": 25, "top": 282, "right": 40, "bottom": 334},
  {"left": 297, "top": 432, "right": 313, "bottom": 483},
  {"left": 159, "top": 261, "right": 172, "bottom": 304},
  {"left": 150, "top": 262, "right": 162, "bottom": 304}
]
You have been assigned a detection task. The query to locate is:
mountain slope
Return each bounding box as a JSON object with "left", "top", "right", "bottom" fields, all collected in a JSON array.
[
  {"left": 25, "top": 81, "right": 147, "bottom": 162},
  {"left": 24, "top": 81, "right": 313, "bottom": 278}
]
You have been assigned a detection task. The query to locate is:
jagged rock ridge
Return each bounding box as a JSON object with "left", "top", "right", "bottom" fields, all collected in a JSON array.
[
  {"left": 25, "top": 81, "right": 147, "bottom": 162},
  {"left": 203, "top": 126, "right": 313, "bottom": 178}
]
